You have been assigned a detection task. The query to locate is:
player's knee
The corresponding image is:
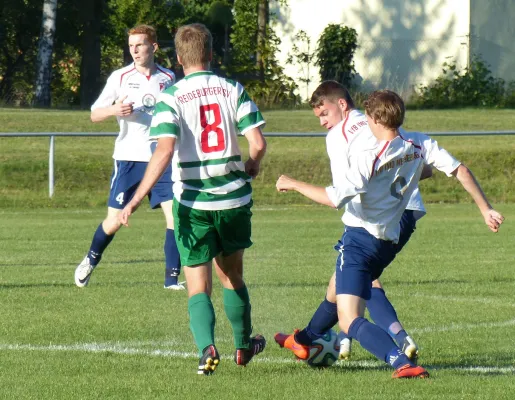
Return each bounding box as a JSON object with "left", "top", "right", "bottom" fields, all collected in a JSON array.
[{"left": 103, "top": 213, "right": 122, "bottom": 234}]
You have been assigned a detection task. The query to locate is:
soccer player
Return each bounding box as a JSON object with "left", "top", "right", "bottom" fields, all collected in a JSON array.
[
  {"left": 276, "top": 81, "right": 426, "bottom": 362},
  {"left": 275, "top": 89, "right": 504, "bottom": 378},
  {"left": 119, "top": 23, "right": 267, "bottom": 375},
  {"left": 74, "top": 25, "right": 185, "bottom": 290}
]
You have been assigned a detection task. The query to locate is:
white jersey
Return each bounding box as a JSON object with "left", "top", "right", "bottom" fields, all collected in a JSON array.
[
  {"left": 150, "top": 71, "right": 265, "bottom": 210},
  {"left": 326, "top": 110, "right": 426, "bottom": 221},
  {"left": 326, "top": 131, "right": 461, "bottom": 242},
  {"left": 91, "top": 63, "right": 175, "bottom": 162}
]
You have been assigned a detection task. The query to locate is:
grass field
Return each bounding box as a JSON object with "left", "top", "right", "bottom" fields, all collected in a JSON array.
[
  {"left": 1, "top": 204, "right": 514, "bottom": 399},
  {"left": 1, "top": 108, "right": 515, "bottom": 207}
]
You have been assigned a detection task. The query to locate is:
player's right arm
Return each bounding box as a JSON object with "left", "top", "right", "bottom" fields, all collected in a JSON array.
[{"left": 90, "top": 73, "right": 134, "bottom": 122}]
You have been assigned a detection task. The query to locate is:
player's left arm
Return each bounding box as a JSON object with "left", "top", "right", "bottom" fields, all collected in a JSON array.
[
  {"left": 452, "top": 164, "right": 504, "bottom": 232},
  {"left": 119, "top": 137, "right": 176, "bottom": 226},
  {"left": 421, "top": 133, "right": 504, "bottom": 232}
]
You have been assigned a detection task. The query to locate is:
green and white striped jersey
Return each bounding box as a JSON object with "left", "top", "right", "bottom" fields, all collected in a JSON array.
[{"left": 150, "top": 71, "right": 265, "bottom": 210}]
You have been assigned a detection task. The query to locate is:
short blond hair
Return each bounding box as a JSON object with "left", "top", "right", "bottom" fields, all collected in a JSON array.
[
  {"left": 175, "top": 23, "right": 212, "bottom": 68},
  {"left": 364, "top": 90, "right": 405, "bottom": 129},
  {"left": 128, "top": 24, "right": 157, "bottom": 44}
]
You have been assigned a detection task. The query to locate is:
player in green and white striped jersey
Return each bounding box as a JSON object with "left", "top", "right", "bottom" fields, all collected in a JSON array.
[{"left": 120, "top": 23, "right": 267, "bottom": 375}]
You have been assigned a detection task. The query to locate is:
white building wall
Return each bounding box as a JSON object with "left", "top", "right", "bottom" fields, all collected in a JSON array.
[{"left": 272, "top": 0, "right": 470, "bottom": 99}]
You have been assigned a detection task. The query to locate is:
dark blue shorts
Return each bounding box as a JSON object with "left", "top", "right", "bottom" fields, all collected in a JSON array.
[
  {"left": 107, "top": 160, "right": 173, "bottom": 210},
  {"left": 334, "top": 210, "right": 417, "bottom": 300}
]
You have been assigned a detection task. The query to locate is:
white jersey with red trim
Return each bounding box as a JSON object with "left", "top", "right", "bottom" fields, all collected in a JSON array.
[
  {"left": 91, "top": 63, "right": 175, "bottom": 161},
  {"left": 326, "top": 131, "right": 461, "bottom": 242},
  {"left": 326, "top": 110, "right": 427, "bottom": 220}
]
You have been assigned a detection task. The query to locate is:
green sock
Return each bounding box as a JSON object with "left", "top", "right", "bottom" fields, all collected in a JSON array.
[
  {"left": 223, "top": 286, "right": 252, "bottom": 349},
  {"left": 188, "top": 293, "right": 216, "bottom": 356}
]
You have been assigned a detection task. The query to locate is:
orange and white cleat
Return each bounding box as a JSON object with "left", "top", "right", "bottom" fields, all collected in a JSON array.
[
  {"left": 274, "top": 329, "right": 310, "bottom": 360},
  {"left": 392, "top": 364, "right": 429, "bottom": 379}
]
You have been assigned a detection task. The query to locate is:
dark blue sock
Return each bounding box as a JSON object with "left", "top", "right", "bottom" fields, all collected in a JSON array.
[
  {"left": 367, "top": 288, "right": 410, "bottom": 346},
  {"left": 348, "top": 317, "right": 413, "bottom": 369},
  {"left": 295, "top": 298, "right": 338, "bottom": 345},
  {"left": 164, "top": 229, "right": 181, "bottom": 286},
  {"left": 88, "top": 224, "right": 114, "bottom": 266},
  {"left": 367, "top": 288, "right": 399, "bottom": 333}
]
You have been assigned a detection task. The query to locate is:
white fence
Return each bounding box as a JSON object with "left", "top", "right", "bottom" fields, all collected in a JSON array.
[{"left": 2, "top": 131, "right": 515, "bottom": 198}]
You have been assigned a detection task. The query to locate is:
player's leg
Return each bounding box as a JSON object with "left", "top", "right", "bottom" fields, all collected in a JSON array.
[
  {"left": 148, "top": 158, "right": 183, "bottom": 289},
  {"left": 75, "top": 161, "right": 137, "bottom": 287},
  {"left": 366, "top": 209, "right": 419, "bottom": 359},
  {"left": 367, "top": 279, "right": 418, "bottom": 361},
  {"left": 159, "top": 200, "right": 184, "bottom": 289},
  {"left": 337, "top": 227, "right": 428, "bottom": 379},
  {"left": 173, "top": 199, "right": 219, "bottom": 374},
  {"left": 275, "top": 272, "right": 340, "bottom": 360},
  {"left": 215, "top": 203, "right": 266, "bottom": 366}
]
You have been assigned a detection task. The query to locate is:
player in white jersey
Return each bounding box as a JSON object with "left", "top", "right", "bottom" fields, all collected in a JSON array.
[
  {"left": 275, "top": 81, "right": 426, "bottom": 363},
  {"left": 276, "top": 89, "right": 504, "bottom": 379},
  {"left": 74, "top": 25, "right": 185, "bottom": 290},
  {"left": 119, "top": 23, "right": 267, "bottom": 375}
]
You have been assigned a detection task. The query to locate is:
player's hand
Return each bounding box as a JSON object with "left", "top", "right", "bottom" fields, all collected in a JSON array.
[
  {"left": 483, "top": 209, "right": 505, "bottom": 232},
  {"left": 276, "top": 175, "right": 297, "bottom": 192},
  {"left": 245, "top": 159, "right": 261, "bottom": 178},
  {"left": 119, "top": 201, "right": 140, "bottom": 227},
  {"left": 112, "top": 95, "right": 134, "bottom": 117}
]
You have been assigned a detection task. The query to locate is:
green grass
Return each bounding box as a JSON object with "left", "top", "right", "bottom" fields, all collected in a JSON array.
[
  {"left": 1, "top": 108, "right": 515, "bottom": 207},
  {"left": 1, "top": 204, "right": 514, "bottom": 399},
  {"left": 1, "top": 107, "right": 514, "bottom": 133}
]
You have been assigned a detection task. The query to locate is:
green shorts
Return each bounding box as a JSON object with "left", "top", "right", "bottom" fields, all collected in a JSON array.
[{"left": 172, "top": 199, "right": 253, "bottom": 266}]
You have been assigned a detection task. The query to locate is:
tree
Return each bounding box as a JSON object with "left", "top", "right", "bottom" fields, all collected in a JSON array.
[
  {"left": 79, "top": 0, "right": 105, "bottom": 108},
  {"left": 287, "top": 30, "right": 316, "bottom": 101},
  {"left": 34, "top": 0, "right": 58, "bottom": 107},
  {"left": 256, "top": 0, "right": 269, "bottom": 81},
  {"left": 315, "top": 24, "right": 357, "bottom": 88}
]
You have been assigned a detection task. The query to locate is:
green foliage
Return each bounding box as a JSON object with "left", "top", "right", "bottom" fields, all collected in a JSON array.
[
  {"left": 315, "top": 24, "right": 358, "bottom": 88},
  {"left": 286, "top": 30, "right": 316, "bottom": 101},
  {"left": 230, "top": 0, "right": 259, "bottom": 76},
  {"left": 411, "top": 55, "right": 514, "bottom": 108},
  {"left": 229, "top": 0, "right": 300, "bottom": 108}
]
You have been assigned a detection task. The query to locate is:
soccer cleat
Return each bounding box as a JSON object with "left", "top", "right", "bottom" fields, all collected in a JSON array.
[
  {"left": 401, "top": 336, "right": 419, "bottom": 363},
  {"left": 339, "top": 337, "right": 353, "bottom": 360},
  {"left": 198, "top": 345, "right": 220, "bottom": 375},
  {"left": 274, "top": 329, "right": 310, "bottom": 360},
  {"left": 392, "top": 364, "right": 429, "bottom": 379},
  {"left": 164, "top": 281, "right": 186, "bottom": 290},
  {"left": 74, "top": 256, "right": 96, "bottom": 287},
  {"left": 234, "top": 334, "right": 267, "bottom": 366}
]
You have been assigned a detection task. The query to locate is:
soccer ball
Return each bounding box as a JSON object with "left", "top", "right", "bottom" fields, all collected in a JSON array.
[{"left": 305, "top": 329, "right": 340, "bottom": 367}]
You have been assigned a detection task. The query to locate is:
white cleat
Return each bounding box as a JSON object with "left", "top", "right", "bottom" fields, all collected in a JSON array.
[
  {"left": 339, "top": 337, "right": 352, "bottom": 360},
  {"left": 74, "top": 256, "right": 96, "bottom": 288},
  {"left": 164, "top": 281, "right": 186, "bottom": 290},
  {"left": 401, "top": 336, "right": 419, "bottom": 363}
]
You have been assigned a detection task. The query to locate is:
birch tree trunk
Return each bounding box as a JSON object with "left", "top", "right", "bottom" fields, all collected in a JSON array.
[
  {"left": 256, "top": 0, "right": 269, "bottom": 82},
  {"left": 34, "top": 0, "right": 57, "bottom": 107}
]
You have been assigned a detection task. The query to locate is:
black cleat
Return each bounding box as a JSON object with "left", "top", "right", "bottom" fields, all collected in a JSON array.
[
  {"left": 198, "top": 345, "right": 220, "bottom": 375},
  {"left": 234, "top": 334, "right": 266, "bottom": 366}
]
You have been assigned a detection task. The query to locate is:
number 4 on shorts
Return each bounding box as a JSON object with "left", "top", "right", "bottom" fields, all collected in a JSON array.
[{"left": 116, "top": 192, "right": 125, "bottom": 205}]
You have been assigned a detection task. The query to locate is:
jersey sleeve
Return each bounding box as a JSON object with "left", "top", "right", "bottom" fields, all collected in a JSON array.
[
  {"left": 91, "top": 72, "right": 119, "bottom": 110},
  {"left": 150, "top": 90, "right": 180, "bottom": 140},
  {"left": 325, "top": 150, "right": 373, "bottom": 209},
  {"left": 235, "top": 83, "right": 266, "bottom": 135},
  {"left": 421, "top": 134, "right": 461, "bottom": 176}
]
